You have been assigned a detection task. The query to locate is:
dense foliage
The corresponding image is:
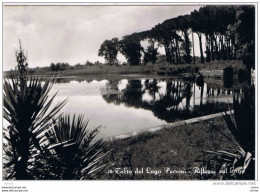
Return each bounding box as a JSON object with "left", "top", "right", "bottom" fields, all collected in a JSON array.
[
  {"left": 98, "top": 5, "right": 254, "bottom": 69},
  {"left": 98, "top": 38, "right": 119, "bottom": 65}
]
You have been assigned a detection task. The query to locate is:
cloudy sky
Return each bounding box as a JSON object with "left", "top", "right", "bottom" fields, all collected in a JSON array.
[{"left": 3, "top": 5, "right": 201, "bottom": 70}]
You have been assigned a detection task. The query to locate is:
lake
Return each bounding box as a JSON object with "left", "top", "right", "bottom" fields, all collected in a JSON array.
[{"left": 48, "top": 75, "right": 238, "bottom": 138}]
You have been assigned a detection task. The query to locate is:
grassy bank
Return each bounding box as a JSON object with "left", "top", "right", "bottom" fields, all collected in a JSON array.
[
  {"left": 102, "top": 117, "right": 237, "bottom": 180},
  {"left": 5, "top": 60, "right": 244, "bottom": 78}
]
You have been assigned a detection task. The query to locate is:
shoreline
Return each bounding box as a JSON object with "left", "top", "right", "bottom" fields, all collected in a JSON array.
[
  {"left": 102, "top": 115, "right": 237, "bottom": 180},
  {"left": 4, "top": 60, "right": 244, "bottom": 78},
  {"left": 109, "top": 110, "right": 234, "bottom": 141}
]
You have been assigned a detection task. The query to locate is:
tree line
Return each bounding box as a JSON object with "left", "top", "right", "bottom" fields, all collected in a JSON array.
[
  {"left": 98, "top": 5, "right": 255, "bottom": 70},
  {"left": 49, "top": 60, "right": 103, "bottom": 71}
]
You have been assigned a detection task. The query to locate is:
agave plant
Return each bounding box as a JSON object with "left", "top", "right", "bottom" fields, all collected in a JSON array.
[
  {"left": 202, "top": 146, "right": 253, "bottom": 179},
  {"left": 45, "top": 114, "right": 112, "bottom": 180},
  {"left": 200, "top": 85, "right": 255, "bottom": 179},
  {"left": 4, "top": 42, "right": 112, "bottom": 180},
  {"left": 3, "top": 42, "right": 68, "bottom": 179},
  {"left": 222, "top": 85, "right": 255, "bottom": 154},
  {"left": 3, "top": 75, "right": 68, "bottom": 179}
]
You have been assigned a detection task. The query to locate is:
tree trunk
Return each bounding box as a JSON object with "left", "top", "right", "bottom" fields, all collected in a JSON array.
[
  {"left": 184, "top": 30, "right": 192, "bottom": 64},
  {"left": 210, "top": 35, "right": 214, "bottom": 61},
  {"left": 224, "top": 35, "right": 229, "bottom": 60},
  {"left": 170, "top": 44, "right": 175, "bottom": 64},
  {"left": 164, "top": 43, "right": 171, "bottom": 64},
  {"left": 231, "top": 37, "right": 237, "bottom": 60},
  {"left": 174, "top": 39, "right": 179, "bottom": 63},
  {"left": 197, "top": 33, "right": 204, "bottom": 63},
  {"left": 218, "top": 35, "right": 221, "bottom": 57},
  {"left": 227, "top": 39, "right": 231, "bottom": 60},
  {"left": 220, "top": 35, "right": 224, "bottom": 60},
  {"left": 192, "top": 32, "right": 195, "bottom": 64},
  {"left": 213, "top": 34, "right": 219, "bottom": 60},
  {"left": 176, "top": 39, "right": 181, "bottom": 63},
  {"left": 205, "top": 35, "right": 211, "bottom": 62}
]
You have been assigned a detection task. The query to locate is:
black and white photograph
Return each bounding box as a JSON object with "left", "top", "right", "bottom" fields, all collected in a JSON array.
[{"left": 1, "top": 2, "right": 257, "bottom": 190}]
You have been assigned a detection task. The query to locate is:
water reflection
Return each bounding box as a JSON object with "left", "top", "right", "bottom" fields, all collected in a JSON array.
[
  {"left": 48, "top": 76, "right": 248, "bottom": 137},
  {"left": 102, "top": 79, "right": 234, "bottom": 123}
]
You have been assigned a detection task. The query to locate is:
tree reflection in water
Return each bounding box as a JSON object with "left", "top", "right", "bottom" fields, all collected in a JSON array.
[{"left": 102, "top": 79, "right": 234, "bottom": 123}]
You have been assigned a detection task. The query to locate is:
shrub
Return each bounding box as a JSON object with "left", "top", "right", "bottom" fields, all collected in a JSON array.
[
  {"left": 46, "top": 115, "right": 112, "bottom": 179},
  {"left": 201, "top": 85, "right": 255, "bottom": 179}
]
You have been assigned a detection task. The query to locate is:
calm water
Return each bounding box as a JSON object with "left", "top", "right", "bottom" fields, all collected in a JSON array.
[{"left": 48, "top": 75, "right": 237, "bottom": 138}]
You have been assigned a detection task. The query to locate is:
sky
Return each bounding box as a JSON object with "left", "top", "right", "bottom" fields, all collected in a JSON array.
[{"left": 3, "top": 5, "right": 202, "bottom": 71}]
